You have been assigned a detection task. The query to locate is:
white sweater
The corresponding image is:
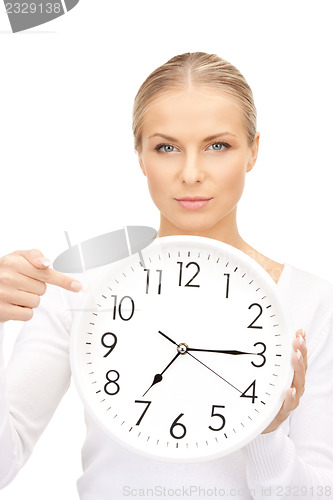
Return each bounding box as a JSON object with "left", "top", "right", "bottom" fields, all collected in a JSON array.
[{"left": 1, "top": 262, "right": 333, "bottom": 499}]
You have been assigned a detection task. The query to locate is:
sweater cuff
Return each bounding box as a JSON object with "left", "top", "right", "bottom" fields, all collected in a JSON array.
[{"left": 243, "top": 427, "right": 295, "bottom": 482}]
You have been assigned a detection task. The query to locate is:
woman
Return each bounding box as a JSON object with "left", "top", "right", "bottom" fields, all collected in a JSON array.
[{"left": 0, "top": 52, "right": 332, "bottom": 499}]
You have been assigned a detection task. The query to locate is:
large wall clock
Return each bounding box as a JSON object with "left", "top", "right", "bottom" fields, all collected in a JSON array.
[{"left": 71, "top": 235, "right": 293, "bottom": 462}]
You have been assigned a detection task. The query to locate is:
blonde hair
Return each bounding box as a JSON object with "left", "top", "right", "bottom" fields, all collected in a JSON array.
[{"left": 132, "top": 51, "right": 257, "bottom": 154}]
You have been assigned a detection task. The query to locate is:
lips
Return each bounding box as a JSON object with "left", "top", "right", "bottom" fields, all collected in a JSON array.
[
  {"left": 174, "top": 197, "right": 213, "bottom": 201},
  {"left": 174, "top": 197, "right": 213, "bottom": 210}
]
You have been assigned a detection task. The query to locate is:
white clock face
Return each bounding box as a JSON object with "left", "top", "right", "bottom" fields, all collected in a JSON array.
[{"left": 71, "top": 235, "right": 293, "bottom": 462}]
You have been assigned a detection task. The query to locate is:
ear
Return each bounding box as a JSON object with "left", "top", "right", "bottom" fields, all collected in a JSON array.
[
  {"left": 138, "top": 155, "right": 147, "bottom": 177},
  {"left": 246, "top": 132, "right": 260, "bottom": 173}
]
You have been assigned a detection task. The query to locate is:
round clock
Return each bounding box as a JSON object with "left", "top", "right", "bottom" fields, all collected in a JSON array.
[{"left": 70, "top": 235, "right": 294, "bottom": 463}]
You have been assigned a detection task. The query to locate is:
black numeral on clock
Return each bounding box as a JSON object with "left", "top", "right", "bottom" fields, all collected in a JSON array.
[
  {"left": 177, "top": 261, "right": 200, "bottom": 287},
  {"left": 170, "top": 413, "right": 187, "bottom": 439},
  {"left": 240, "top": 380, "right": 257, "bottom": 403},
  {"left": 247, "top": 303, "right": 263, "bottom": 329},
  {"left": 101, "top": 332, "right": 117, "bottom": 357},
  {"left": 224, "top": 273, "right": 230, "bottom": 298},
  {"left": 111, "top": 295, "right": 135, "bottom": 321},
  {"left": 104, "top": 370, "right": 120, "bottom": 395},
  {"left": 252, "top": 342, "right": 266, "bottom": 367},
  {"left": 134, "top": 400, "right": 152, "bottom": 425},
  {"left": 144, "top": 268, "right": 162, "bottom": 294},
  {"left": 208, "top": 405, "right": 226, "bottom": 431}
]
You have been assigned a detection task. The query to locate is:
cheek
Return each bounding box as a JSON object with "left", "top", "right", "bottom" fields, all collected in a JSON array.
[
  {"left": 214, "top": 157, "right": 247, "bottom": 200},
  {"left": 144, "top": 165, "right": 171, "bottom": 204}
]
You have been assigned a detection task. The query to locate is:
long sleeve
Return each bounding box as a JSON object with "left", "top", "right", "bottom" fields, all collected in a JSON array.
[
  {"left": 0, "top": 283, "right": 73, "bottom": 489},
  {"left": 242, "top": 294, "right": 333, "bottom": 498},
  {"left": 0, "top": 321, "right": 14, "bottom": 483}
]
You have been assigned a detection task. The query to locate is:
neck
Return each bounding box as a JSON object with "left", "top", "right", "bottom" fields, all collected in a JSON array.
[
  {"left": 155, "top": 209, "right": 284, "bottom": 285},
  {"left": 156, "top": 208, "right": 250, "bottom": 254}
]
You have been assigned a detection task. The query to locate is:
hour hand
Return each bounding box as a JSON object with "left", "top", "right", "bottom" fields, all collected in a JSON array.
[
  {"left": 186, "top": 347, "right": 257, "bottom": 355},
  {"left": 142, "top": 352, "right": 181, "bottom": 397}
]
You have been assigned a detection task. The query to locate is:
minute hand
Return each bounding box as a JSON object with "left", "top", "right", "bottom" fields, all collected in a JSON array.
[{"left": 186, "top": 348, "right": 257, "bottom": 355}]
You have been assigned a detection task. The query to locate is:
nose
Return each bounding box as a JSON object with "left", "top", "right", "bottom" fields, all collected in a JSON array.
[{"left": 179, "top": 153, "right": 205, "bottom": 184}]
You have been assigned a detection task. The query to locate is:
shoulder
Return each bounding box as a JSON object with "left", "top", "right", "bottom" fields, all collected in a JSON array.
[
  {"left": 284, "top": 263, "right": 333, "bottom": 305},
  {"left": 280, "top": 263, "right": 333, "bottom": 349}
]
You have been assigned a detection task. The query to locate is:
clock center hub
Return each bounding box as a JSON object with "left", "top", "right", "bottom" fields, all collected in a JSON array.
[{"left": 177, "top": 343, "right": 188, "bottom": 355}]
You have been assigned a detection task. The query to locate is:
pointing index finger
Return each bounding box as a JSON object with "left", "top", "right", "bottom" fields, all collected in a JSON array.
[{"left": 33, "top": 266, "right": 83, "bottom": 292}]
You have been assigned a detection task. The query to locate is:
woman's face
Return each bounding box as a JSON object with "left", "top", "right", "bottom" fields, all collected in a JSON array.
[{"left": 138, "top": 87, "right": 259, "bottom": 237}]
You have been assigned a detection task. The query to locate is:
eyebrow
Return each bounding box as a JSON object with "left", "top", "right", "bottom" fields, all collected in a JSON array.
[{"left": 148, "top": 132, "right": 236, "bottom": 142}]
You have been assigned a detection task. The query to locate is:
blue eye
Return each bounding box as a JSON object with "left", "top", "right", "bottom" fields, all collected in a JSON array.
[
  {"left": 155, "top": 144, "right": 177, "bottom": 153},
  {"left": 207, "top": 142, "right": 231, "bottom": 151}
]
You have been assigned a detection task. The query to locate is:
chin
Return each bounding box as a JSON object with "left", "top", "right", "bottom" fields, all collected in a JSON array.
[{"left": 163, "top": 213, "right": 220, "bottom": 236}]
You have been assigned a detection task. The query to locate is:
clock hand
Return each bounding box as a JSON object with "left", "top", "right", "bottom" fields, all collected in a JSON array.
[
  {"left": 142, "top": 351, "right": 181, "bottom": 397},
  {"left": 158, "top": 330, "right": 179, "bottom": 346},
  {"left": 186, "top": 351, "right": 243, "bottom": 394},
  {"left": 159, "top": 332, "right": 258, "bottom": 356},
  {"left": 187, "top": 348, "right": 257, "bottom": 356},
  {"left": 156, "top": 332, "right": 248, "bottom": 392}
]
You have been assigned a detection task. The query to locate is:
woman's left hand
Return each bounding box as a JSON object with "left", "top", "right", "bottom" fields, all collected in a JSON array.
[{"left": 262, "top": 328, "right": 308, "bottom": 434}]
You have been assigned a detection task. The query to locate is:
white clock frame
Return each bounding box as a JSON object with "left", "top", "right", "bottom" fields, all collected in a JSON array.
[{"left": 70, "top": 235, "right": 294, "bottom": 463}]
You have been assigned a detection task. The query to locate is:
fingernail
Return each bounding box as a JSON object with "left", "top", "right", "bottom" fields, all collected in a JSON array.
[
  {"left": 291, "top": 387, "right": 296, "bottom": 398},
  {"left": 298, "top": 335, "right": 304, "bottom": 346},
  {"left": 301, "top": 329, "right": 306, "bottom": 339},
  {"left": 36, "top": 257, "right": 52, "bottom": 267},
  {"left": 70, "top": 280, "right": 83, "bottom": 292},
  {"left": 297, "top": 349, "right": 303, "bottom": 362}
]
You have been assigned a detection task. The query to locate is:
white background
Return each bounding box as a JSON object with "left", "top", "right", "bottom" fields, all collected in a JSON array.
[{"left": 0, "top": 0, "right": 333, "bottom": 498}]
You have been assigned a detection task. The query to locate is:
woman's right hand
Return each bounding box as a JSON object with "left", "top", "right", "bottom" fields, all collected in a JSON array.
[{"left": 0, "top": 249, "right": 83, "bottom": 323}]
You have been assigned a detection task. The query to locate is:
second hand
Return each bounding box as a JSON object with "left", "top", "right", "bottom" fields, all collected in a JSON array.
[{"left": 186, "top": 351, "right": 243, "bottom": 394}]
